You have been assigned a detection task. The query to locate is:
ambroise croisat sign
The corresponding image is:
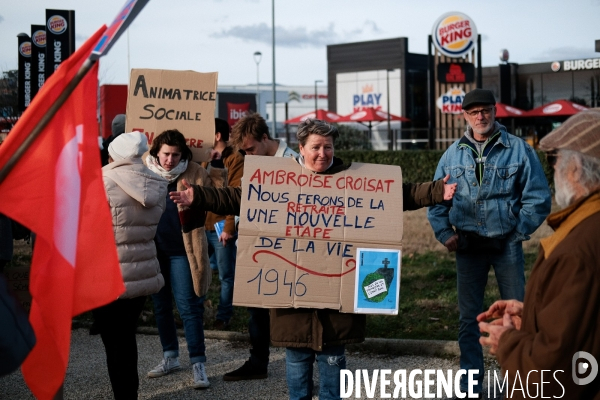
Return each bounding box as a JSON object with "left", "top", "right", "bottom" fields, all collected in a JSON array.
[{"left": 233, "top": 156, "right": 404, "bottom": 314}]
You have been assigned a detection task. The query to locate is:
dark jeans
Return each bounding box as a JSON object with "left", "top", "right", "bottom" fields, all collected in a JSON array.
[
  {"left": 286, "top": 345, "right": 346, "bottom": 400},
  {"left": 206, "top": 230, "right": 236, "bottom": 322},
  {"left": 93, "top": 296, "right": 146, "bottom": 400},
  {"left": 248, "top": 307, "right": 270, "bottom": 368},
  {"left": 151, "top": 254, "right": 206, "bottom": 364},
  {"left": 456, "top": 239, "right": 525, "bottom": 393}
]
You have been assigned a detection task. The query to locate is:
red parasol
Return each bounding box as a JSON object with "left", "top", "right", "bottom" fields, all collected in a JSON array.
[
  {"left": 338, "top": 107, "right": 410, "bottom": 123},
  {"left": 494, "top": 103, "right": 527, "bottom": 118},
  {"left": 284, "top": 109, "right": 344, "bottom": 124},
  {"left": 524, "top": 99, "right": 589, "bottom": 117},
  {"left": 338, "top": 107, "right": 410, "bottom": 135}
]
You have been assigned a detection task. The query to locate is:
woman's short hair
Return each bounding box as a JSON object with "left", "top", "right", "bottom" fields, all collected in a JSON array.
[
  {"left": 149, "top": 129, "right": 193, "bottom": 161},
  {"left": 296, "top": 119, "right": 339, "bottom": 147}
]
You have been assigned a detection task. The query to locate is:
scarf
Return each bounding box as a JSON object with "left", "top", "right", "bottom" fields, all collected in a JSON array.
[
  {"left": 540, "top": 191, "right": 600, "bottom": 258},
  {"left": 145, "top": 154, "right": 188, "bottom": 183},
  {"left": 297, "top": 155, "right": 334, "bottom": 172}
]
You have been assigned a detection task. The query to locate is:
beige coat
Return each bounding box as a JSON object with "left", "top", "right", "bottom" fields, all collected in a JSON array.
[
  {"left": 102, "top": 159, "right": 167, "bottom": 299},
  {"left": 497, "top": 191, "right": 600, "bottom": 399},
  {"left": 176, "top": 162, "right": 224, "bottom": 297}
]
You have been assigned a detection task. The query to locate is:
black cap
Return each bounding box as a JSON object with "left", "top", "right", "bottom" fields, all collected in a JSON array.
[{"left": 461, "top": 89, "right": 496, "bottom": 110}]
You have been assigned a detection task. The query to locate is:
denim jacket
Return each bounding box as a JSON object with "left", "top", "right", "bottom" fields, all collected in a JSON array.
[{"left": 427, "top": 123, "right": 551, "bottom": 246}]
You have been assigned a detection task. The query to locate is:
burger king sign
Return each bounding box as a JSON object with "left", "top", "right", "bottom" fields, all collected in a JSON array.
[
  {"left": 437, "top": 87, "right": 465, "bottom": 114},
  {"left": 432, "top": 12, "right": 478, "bottom": 58}
]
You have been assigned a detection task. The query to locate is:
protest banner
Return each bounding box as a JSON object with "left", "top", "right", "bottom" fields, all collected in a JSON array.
[
  {"left": 233, "top": 156, "right": 403, "bottom": 313},
  {"left": 126, "top": 68, "right": 218, "bottom": 162}
]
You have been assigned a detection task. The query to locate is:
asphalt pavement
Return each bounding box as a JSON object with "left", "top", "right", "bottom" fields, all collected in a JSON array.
[{"left": 0, "top": 328, "right": 503, "bottom": 400}]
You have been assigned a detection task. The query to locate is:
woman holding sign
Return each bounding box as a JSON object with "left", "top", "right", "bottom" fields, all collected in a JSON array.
[
  {"left": 170, "top": 119, "right": 456, "bottom": 399},
  {"left": 145, "top": 129, "right": 215, "bottom": 389}
]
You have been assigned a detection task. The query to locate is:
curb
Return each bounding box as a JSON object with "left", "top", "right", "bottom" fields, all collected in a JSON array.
[
  {"left": 347, "top": 338, "right": 460, "bottom": 357},
  {"left": 136, "top": 326, "right": 463, "bottom": 358},
  {"left": 74, "top": 321, "right": 467, "bottom": 358},
  {"left": 136, "top": 326, "right": 251, "bottom": 343}
]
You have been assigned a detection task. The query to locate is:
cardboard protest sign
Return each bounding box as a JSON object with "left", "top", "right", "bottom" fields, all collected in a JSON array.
[
  {"left": 233, "top": 156, "right": 403, "bottom": 313},
  {"left": 125, "top": 69, "right": 217, "bottom": 162}
]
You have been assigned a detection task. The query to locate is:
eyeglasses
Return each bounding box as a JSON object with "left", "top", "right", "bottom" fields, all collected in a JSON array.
[
  {"left": 546, "top": 151, "right": 559, "bottom": 167},
  {"left": 464, "top": 107, "right": 493, "bottom": 117}
]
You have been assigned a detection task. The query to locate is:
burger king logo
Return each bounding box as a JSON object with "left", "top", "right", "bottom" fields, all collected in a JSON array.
[
  {"left": 551, "top": 62, "right": 561, "bottom": 72},
  {"left": 432, "top": 12, "right": 478, "bottom": 58},
  {"left": 19, "top": 41, "right": 32, "bottom": 57},
  {"left": 47, "top": 15, "right": 67, "bottom": 34},
  {"left": 32, "top": 30, "right": 46, "bottom": 47}
]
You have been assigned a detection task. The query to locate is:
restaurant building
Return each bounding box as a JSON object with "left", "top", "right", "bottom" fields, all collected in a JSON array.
[
  {"left": 327, "top": 37, "right": 600, "bottom": 149},
  {"left": 327, "top": 37, "right": 428, "bottom": 149}
]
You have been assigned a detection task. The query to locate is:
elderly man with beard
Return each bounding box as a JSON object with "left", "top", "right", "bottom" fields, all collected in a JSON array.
[{"left": 478, "top": 109, "right": 600, "bottom": 399}]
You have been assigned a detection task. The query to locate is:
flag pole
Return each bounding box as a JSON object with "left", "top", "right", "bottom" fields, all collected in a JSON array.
[{"left": 0, "top": 58, "right": 97, "bottom": 185}]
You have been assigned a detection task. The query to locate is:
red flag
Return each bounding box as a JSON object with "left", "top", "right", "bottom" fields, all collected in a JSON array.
[{"left": 0, "top": 26, "right": 125, "bottom": 399}]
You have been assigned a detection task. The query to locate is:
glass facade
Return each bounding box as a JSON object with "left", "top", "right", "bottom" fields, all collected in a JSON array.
[
  {"left": 405, "top": 69, "right": 428, "bottom": 127},
  {"left": 481, "top": 59, "right": 600, "bottom": 145},
  {"left": 489, "top": 61, "right": 600, "bottom": 110}
]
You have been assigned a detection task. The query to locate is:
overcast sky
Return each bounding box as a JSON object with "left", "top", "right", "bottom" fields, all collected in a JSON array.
[{"left": 1, "top": 0, "right": 599, "bottom": 87}]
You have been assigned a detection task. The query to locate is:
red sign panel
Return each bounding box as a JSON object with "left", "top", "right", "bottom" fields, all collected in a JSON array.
[
  {"left": 437, "top": 63, "right": 474, "bottom": 83},
  {"left": 227, "top": 102, "right": 251, "bottom": 127}
]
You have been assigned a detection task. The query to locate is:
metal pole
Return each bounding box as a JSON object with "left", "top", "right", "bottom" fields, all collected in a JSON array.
[
  {"left": 254, "top": 51, "right": 262, "bottom": 113},
  {"left": 427, "top": 34, "right": 435, "bottom": 150},
  {"left": 314, "top": 80, "right": 322, "bottom": 114},
  {"left": 285, "top": 102, "right": 290, "bottom": 145},
  {"left": 477, "top": 34, "right": 482, "bottom": 88},
  {"left": 0, "top": 58, "right": 97, "bottom": 185},
  {"left": 315, "top": 81, "right": 318, "bottom": 113},
  {"left": 387, "top": 70, "right": 392, "bottom": 151},
  {"left": 271, "top": 0, "right": 276, "bottom": 137},
  {"left": 127, "top": 29, "right": 130, "bottom": 76}
]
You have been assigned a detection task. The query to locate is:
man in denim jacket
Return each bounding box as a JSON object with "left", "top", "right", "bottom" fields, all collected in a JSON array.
[{"left": 428, "top": 89, "right": 551, "bottom": 398}]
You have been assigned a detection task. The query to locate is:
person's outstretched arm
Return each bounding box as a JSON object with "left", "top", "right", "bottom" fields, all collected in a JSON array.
[
  {"left": 170, "top": 179, "right": 242, "bottom": 216},
  {"left": 402, "top": 174, "right": 456, "bottom": 210}
]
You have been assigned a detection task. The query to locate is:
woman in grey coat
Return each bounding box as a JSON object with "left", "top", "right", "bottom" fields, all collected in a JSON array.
[{"left": 94, "top": 131, "right": 167, "bottom": 400}]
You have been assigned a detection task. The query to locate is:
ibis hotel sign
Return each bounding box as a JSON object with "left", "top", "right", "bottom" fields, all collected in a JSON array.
[{"left": 432, "top": 12, "right": 477, "bottom": 58}]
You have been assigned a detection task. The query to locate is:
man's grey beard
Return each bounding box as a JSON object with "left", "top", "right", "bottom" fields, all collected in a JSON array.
[{"left": 554, "top": 168, "right": 576, "bottom": 209}]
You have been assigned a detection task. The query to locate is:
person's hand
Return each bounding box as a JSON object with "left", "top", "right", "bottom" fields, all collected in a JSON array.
[
  {"left": 219, "top": 231, "right": 234, "bottom": 246},
  {"left": 169, "top": 179, "right": 194, "bottom": 207},
  {"left": 442, "top": 174, "right": 457, "bottom": 201},
  {"left": 444, "top": 233, "right": 458, "bottom": 252},
  {"left": 479, "top": 313, "right": 515, "bottom": 355},
  {"left": 210, "top": 149, "right": 222, "bottom": 160},
  {"left": 477, "top": 299, "right": 523, "bottom": 330}
]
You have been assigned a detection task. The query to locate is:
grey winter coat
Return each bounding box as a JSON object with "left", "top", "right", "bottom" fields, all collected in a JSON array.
[{"left": 102, "top": 158, "right": 168, "bottom": 299}]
